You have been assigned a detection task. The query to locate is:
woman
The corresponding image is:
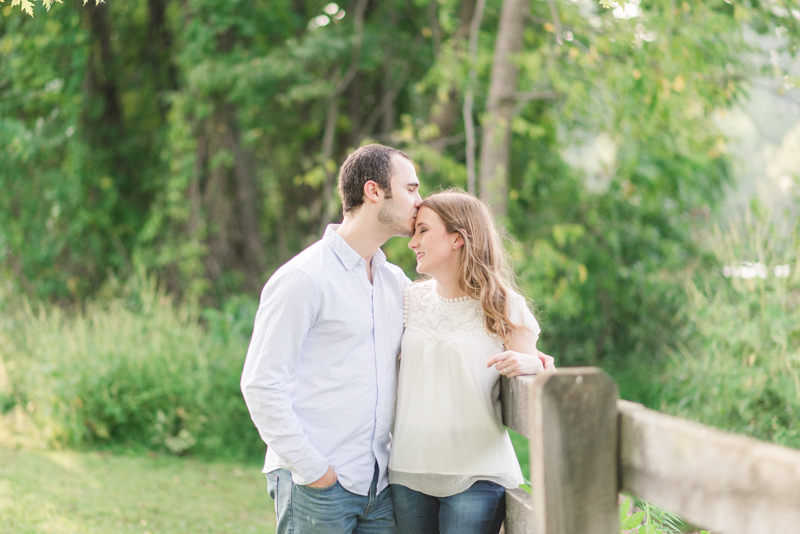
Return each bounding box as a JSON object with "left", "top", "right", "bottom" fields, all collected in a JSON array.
[{"left": 389, "top": 190, "right": 553, "bottom": 534}]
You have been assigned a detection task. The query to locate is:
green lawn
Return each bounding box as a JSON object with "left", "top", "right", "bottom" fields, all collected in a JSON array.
[{"left": 0, "top": 447, "right": 275, "bottom": 534}]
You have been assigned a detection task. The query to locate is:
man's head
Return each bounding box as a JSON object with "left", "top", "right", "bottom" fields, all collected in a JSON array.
[{"left": 338, "top": 144, "right": 422, "bottom": 237}]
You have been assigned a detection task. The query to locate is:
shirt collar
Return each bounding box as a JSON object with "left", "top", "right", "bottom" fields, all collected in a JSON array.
[{"left": 323, "top": 224, "right": 387, "bottom": 270}]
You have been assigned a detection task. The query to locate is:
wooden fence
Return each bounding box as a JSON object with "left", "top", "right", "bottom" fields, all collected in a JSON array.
[{"left": 499, "top": 367, "right": 800, "bottom": 534}]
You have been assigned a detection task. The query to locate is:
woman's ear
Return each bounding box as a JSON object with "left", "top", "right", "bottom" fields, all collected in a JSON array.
[{"left": 453, "top": 228, "right": 468, "bottom": 250}]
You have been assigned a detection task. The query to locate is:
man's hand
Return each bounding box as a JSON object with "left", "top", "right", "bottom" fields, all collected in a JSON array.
[
  {"left": 487, "top": 349, "right": 556, "bottom": 377},
  {"left": 307, "top": 465, "right": 338, "bottom": 488}
]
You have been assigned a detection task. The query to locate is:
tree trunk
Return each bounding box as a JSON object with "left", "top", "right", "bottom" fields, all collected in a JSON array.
[
  {"left": 190, "top": 104, "right": 266, "bottom": 295},
  {"left": 347, "top": 73, "right": 363, "bottom": 148},
  {"left": 428, "top": 0, "right": 477, "bottom": 150},
  {"left": 479, "top": 0, "right": 529, "bottom": 216},
  {"left": 317, "top": 0, "right": 369, "bottom": 234},
  {"left": 146, "top": 0, "right": 178, "bottom": 120},
  {"left": 463, "top": 0, "right": 487, "bottom": 195},
  {"left": 381, "top": 5, "right": 398, "bottom": 135}
]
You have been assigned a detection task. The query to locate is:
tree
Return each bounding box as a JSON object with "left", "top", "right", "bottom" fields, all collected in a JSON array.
[
  {"left": 479, "top": 0, "right": 528, "bottom": 216},
  {"left": 1, "top": 0, "right": 798, "bottom": 364}
]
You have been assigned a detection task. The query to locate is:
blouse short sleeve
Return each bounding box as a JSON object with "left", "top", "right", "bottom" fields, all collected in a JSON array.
[{"left": 507, "top": 291, "right": 540, "bottom": 341}]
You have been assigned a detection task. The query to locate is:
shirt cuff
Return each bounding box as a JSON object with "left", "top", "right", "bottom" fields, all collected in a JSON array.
[{"left": 290, "top": 451, "right": 330, "bottom": 485}]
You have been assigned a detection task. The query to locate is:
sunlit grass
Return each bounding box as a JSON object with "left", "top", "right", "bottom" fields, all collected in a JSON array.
[{"left": 0, "top": 446, "right": 275, "bottom": 534}]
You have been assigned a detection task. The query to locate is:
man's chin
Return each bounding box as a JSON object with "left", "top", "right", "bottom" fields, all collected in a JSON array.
[{"left": 397, "top": 224, "right": 414, "bottom": 238}]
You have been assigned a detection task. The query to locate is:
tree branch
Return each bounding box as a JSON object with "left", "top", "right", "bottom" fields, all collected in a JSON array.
[
  {"left": 318, "top": 0, "right": 369, "bottom": 234},
  {"left": 512, "top": 89, "right": 560, "bottom": 116},
  {"left": 546, "top": 0, "right": 564, "bottom": 44},
  {"left": 464, "top": 0, "right": 487, "bottom": 195}
]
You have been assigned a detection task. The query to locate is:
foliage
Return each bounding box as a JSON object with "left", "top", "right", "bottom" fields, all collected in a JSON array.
[
  {"left": 0, "top": 0, "right": 103, "bottom": 17},
  {"left": 618, "top": 496, "right": 709, "bottom": 534},
  {"left": 1, "top": 0, "right": 798, "bottom": 367},
  {"left": 2, "top": 0, "right": 624, "bottom": 17},
  {"left": 658, "top": 209, "right": 800, "bottom": 448},
  {"left": 0, "top": 271, "right": 262, "bottom": 460}
]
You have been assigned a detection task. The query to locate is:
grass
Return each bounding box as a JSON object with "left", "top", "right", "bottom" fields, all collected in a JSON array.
[{"left": 0, "top": 446, "right": 275, "bottom": 534}]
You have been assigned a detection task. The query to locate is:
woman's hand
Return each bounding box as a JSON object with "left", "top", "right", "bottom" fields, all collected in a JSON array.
[
  {"left": 487, "top": 349, "right": 554, "bottom": 377},
  {"left": 489, "top": 326, "right": 557, "bottom": 377}
]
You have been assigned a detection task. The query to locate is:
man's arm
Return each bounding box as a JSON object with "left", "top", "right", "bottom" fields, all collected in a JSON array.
[{"left": 240, "top": 269, "right": 330, "bottom": 485}]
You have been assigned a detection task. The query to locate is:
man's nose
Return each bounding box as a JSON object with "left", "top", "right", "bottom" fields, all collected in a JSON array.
[{"left": 414, "top": 194, "right": 423, "bottom": 207}]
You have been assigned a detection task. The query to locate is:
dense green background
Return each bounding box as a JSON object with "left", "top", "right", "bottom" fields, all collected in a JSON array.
[{"left": 1, "top": 0, "right": 799, "bottom": 460}]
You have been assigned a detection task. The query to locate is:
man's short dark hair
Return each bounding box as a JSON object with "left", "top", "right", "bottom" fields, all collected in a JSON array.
[{"left": 338, "top": 144, "right": 412, "bottom": 214}]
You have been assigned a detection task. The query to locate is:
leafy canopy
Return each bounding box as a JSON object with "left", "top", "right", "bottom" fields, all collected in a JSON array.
[{"left": 1, "top": 0, "right": 102, "bottom": 17}]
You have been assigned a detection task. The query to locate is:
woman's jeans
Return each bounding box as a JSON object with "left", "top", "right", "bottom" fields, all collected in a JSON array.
[{"left": 391, "top": 481, "right": 506, "bottom": 534}]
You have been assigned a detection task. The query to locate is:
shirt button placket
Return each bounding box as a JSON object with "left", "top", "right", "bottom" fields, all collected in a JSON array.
[{"left": 372, "top": 272, "right": 383, "bottom": 460}]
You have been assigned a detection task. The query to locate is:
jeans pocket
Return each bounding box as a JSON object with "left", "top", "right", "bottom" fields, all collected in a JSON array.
[
  {"left": 296, "top": 480, "right": 340, "bottom": 495},
  {"left": 266, "top": 472, "right": 279, "bottom": 505}
]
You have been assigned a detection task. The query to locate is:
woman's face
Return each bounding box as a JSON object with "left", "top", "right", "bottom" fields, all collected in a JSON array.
[{"left": 408, "top": 206, "right": 462, "bottom": 276}]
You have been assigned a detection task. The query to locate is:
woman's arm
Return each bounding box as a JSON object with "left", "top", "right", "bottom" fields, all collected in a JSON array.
[{"left": 486, "top": 329, "right": 556, "bottom": 377}]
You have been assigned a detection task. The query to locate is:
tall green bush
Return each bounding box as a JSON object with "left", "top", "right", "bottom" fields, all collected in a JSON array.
[
  {"left": 659, "top": 211, "right": 800, "bottom": 448},
  {"left": 0, "top": 272, "right": 262, "bottom": 460}
]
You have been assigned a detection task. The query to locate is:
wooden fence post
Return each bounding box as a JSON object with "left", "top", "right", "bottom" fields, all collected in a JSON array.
[{"left": 529, "top": 368, "right": 618, "bottom": 534}]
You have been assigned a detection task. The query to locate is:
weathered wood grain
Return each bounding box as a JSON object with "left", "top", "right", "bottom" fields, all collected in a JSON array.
[
  {"left": 529, "top": 368, "right": 618, "bottom": 534},
  {"left": 504, "top": 487, "right": 535, "bottom": 534},
  {"left": 500, "top": 374, "right": 540, "bottom": 439},
  {"left": 618, "top": 399, "right": 800, "bottom": 534}
]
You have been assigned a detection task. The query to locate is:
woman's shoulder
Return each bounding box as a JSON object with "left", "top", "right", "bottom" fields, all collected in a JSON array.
[
  {"left": 403, "top": 279, "right": 434, "bottom": 322},
  {"left": 404, "top": 278, "right": 435, "bottom": 296},
  {"left": 506, "top": 289, "right": 540, "bottom": 335}
]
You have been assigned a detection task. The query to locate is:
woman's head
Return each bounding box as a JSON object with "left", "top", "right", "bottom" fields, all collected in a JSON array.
[{"left": 410, "top": 189, "right": 521, "bottom": 342}]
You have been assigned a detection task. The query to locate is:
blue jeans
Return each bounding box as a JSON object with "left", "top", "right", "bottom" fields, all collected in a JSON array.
[
  {"left": 266, "top": 464, "right": 397, "bottom": 534},
  {"left": 391, "top": 481, "right": 505, "bottom": 534}
]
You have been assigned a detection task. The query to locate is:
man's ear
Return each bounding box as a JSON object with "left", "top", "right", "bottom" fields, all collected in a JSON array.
[{"left": 363, "top": 180, "right": 384, "bottom": 205}]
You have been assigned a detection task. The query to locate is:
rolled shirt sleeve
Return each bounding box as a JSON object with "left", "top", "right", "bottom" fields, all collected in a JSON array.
[{"left": 240, "top": 268, "right": 330, "bottom": 484}]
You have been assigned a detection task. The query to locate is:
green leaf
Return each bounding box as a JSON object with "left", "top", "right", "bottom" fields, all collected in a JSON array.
[
  {"left": 626, "top": 511, "right": 645, "bottom": 529},
  {"left": 41, "top": 0, "right": 62, "bottom": 11},
  {"left": 619, "top": 497, "right": 632, "bottom": 522},
  {"left": 19, "top": 0, "right": 33, "bottom": 16}
]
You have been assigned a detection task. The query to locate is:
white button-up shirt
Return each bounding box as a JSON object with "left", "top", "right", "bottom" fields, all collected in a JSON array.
[{"left": 241, "top": 225, "right": 409, "bottom": 496}]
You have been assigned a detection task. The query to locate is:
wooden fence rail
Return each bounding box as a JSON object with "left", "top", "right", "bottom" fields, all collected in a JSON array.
[{"left": 499, "top": 367, "right": 800, "bottom": 534}]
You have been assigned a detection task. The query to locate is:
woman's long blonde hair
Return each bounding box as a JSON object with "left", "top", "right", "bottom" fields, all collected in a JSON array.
[{"left": 421, "top": 189, "right": 524, "bottom": 344}]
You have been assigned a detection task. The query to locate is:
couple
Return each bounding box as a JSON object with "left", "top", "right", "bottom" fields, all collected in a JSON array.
[{"left": 241, "top": 144, "right": 555, "bottom": 534}]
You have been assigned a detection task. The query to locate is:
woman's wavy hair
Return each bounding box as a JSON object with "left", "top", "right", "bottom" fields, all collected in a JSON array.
[{"left": 420, "top": 189, "right": 524, "bottom": 344}]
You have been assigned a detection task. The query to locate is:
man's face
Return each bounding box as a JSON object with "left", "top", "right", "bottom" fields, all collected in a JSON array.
[{"left": 378, "top": 156, "right": 422, "bottom": 237}]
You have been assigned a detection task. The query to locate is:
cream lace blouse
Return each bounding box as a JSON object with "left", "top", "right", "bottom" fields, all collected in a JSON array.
[{"left": 388, "top": 279, "right": 540, "bottom": 497}]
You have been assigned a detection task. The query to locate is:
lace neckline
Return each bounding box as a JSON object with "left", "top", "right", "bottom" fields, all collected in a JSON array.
[{"left": 428, "top": 282, "right": 471, "bottom": 303}]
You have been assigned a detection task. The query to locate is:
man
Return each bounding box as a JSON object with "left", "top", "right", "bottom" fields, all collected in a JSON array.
[{"left": 241, "top": 144, "right": 421, "bottom": 534}]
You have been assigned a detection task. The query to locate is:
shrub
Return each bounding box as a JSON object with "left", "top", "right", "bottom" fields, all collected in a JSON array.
[
  {"left": 658, "top": 211, "right": 800, "bottom": 448},
  {"left": 0, "top": 272, "right": 263, "bottom": 461}
]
